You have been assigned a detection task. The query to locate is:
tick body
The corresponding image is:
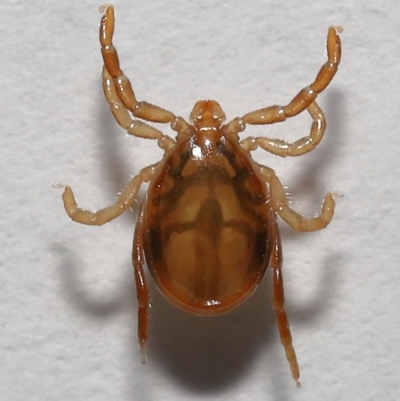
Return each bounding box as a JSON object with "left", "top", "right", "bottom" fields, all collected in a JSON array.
[
  {"left": 61, "top": 4, "right": 342, "bottom": 386},
  {"left": 143, "top": 123, "right": 274, "bottom": 315}
]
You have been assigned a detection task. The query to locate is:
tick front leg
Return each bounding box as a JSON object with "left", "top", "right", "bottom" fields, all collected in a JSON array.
[
  {"left": 260, "top": 166, "right": 335, "bottom": 232},
  {"left": 62, "top": 164, "right": 157, "bottom": 226},
  {"left": 271, "top": 223, "right": 300, "bottom": 387},
  {"left": 241, "top": 26, "right": 341, "bottom": 125},
  {"left": 132, "top": 207, "right": 150, "bottom": 358},
  {"left": 99, "top": 5, "right": 176, "bottom": 124},
  {"left": 227, "top": 26, "right": 341, "bottom": 157},
  {"left": 102, "top": 66, "right": 175, "bottom": 151}
]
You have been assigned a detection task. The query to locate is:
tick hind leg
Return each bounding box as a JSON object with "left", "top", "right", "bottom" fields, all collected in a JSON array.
[
  {"left": 132, "top": 207, "right": 150, "bottom": 358},
  {"left": 271, "top": 222, "right": 301, "bottom": 387}
]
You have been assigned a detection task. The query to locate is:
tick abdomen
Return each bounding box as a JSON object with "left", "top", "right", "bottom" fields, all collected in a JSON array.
[{"left": 143, "top": 134, "right": 272, "bottom": 315}]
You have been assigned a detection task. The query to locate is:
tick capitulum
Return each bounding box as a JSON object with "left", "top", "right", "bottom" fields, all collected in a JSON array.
[{"left": 61, "top": 4, "right": 341, "bottom": 387}]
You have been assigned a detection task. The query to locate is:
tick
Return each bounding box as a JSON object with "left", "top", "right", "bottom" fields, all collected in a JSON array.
[{"left": 61, "top": 5, "right": 341, "bottom": 386}]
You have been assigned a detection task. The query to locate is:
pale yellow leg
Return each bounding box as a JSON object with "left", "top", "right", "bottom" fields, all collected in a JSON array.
[
  {"left": 240, "top": 101, "right": 326, "bottom": 157},
  {"left": 102, "top": 66, "right": 175, "bottom": 150},
  {"left": 225, "top": 26, "right": 341, "bottom": 157},
  {"left": 259, "top": 166, "right": 335, "bottom": 232},
  {"left": 240, "top": 26, "right": 341, "bottom": 124},
  {"left": 62, "top": 164, "right": 157, "bottom": 226},
  {"left": 99, "top": 5, "right": 176, "bottom": 124}
]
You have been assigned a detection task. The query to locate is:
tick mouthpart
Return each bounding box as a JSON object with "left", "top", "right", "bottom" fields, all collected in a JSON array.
[{"left": 190, "top": 100, "right": 226, "bottom": 130}]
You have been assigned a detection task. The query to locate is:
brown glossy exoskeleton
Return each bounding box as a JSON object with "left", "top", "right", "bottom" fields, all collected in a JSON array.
[{"left": 61, "top": 5, "right": 342, "bottom": 386}]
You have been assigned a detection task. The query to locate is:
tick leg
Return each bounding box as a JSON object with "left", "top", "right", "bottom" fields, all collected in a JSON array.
[
  {"left": 132, "top": 206, "right": 150, "bottom": 357},
  {"left": 239, "top": 101, "right": 326, "bottom": 157},
  {"left": 260, "top": 166, "right": 335, "bottom": 232},
  {"left": 62, "top": 164, "right": 157, "bottom": 225},
  {"left": 100, "top": 5, "right": 176, "bottom": 124},
  {"left": 227, "top": 26, "right": 341, "bottom": 156},
  {"left": 242, "top": 26, "right": 341, "bottom": 124},
  {"left": 271, "top": 222, "right": 301, "bottom": 387},
  {"left": 102, "top": 66, "right": 175, "bottom": 151}
]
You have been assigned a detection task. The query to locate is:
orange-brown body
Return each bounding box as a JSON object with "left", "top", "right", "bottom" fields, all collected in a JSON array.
[
  {"left": 143, "top": 130, "right": 274, "bottom": 315},
  {"left": 61, "top": 5, "right": 342, "bottom": 386}
]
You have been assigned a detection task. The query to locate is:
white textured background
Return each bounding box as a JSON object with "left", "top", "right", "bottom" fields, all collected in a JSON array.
[{"left": 1, "top": 0, "right": 400, "bottom": 400}]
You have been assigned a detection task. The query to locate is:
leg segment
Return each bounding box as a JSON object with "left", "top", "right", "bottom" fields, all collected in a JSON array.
[
  {"left": 99, "top": 5, "right": 176, "bottom": 124},
  {"left": 270, "top": 222, "right": 300, "bottom": 387},
  {"left": 62, "top": 164, "right": 157, "bottom": 226},
  {"left": 225, "top": 26, "right": 341, "bottom": 157},
  {"left": 241, "top": 26, "right": 341, "bottom": 124},
  {"left": 102, "top": 66, "right": 175, "bottom": 150},
  {"left": 240, "top": 101, "right": 326, "bottom": 157},
  {"left": 260, "top": 166, "right": 335, "bottom": 232},
  {"left": 132, "top": 206, "right": 150, "bottom": 358}
]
